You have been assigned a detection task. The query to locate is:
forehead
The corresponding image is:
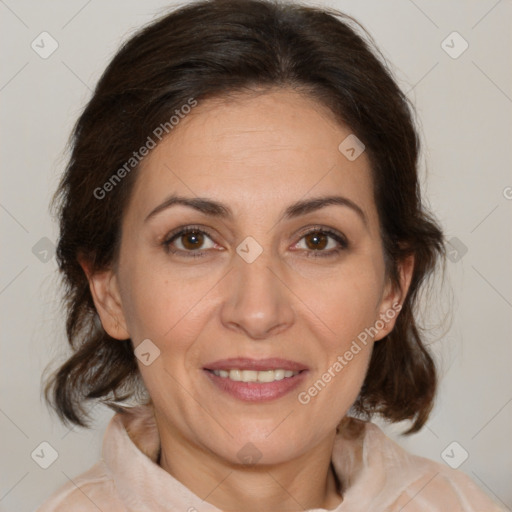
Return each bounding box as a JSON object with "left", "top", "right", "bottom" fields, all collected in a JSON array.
[{"left": 125, "top": 88, "right": 378, "bottom": 228}]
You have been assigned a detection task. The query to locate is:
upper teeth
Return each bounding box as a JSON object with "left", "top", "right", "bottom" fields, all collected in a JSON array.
[{"left": 212, "top": 369, "right": 299, "bottom": 382}]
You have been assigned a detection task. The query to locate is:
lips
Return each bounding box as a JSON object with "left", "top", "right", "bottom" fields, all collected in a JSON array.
[
  {"left": 203, "top": 357, "right": 309, "bottom": 402},
  {"left": 203, "top": 357, "right": 309, "bottom": 372}
]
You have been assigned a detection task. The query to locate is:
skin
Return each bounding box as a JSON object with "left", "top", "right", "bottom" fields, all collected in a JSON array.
[{"left": 84, "top": 88, "right": 413, "bottom": 511}]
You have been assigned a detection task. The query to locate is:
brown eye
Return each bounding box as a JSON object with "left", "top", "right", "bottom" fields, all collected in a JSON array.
[
  {"left": 163, "top": 227, "right": 216, "bottom": 257},
  {"left": 180, "top": 231, "right": 205, "bottom": 250},
  {"left": 304, "top": 231, "right": 329, "bottom": 251},
  {"left": 295, "top": 228, "right": 348, "bottom": 258}
]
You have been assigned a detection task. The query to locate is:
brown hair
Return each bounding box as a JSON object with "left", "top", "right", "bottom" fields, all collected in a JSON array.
[{"left": 43, "top": 0, "right": 445, "bottom": 433}]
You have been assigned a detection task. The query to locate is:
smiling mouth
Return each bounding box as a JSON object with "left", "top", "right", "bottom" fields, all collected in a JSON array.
[
  {"left": 206, "top": 369, "right": 302, "bottom": 383},
  {"left": 203, "top": 358, "right": 309, "bottom": 400},
  {"left": 204, "top": 366, "right": 307, "bottom": 402}
]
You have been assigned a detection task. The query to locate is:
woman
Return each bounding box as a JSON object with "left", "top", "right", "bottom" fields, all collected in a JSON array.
[{"left": 38, "top": 0, "right": 504, "bottom": 510}]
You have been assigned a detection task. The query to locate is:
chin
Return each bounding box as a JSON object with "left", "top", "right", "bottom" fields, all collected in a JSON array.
[{"left": 206, "top": 426, "right": 313, "bottom": 467}]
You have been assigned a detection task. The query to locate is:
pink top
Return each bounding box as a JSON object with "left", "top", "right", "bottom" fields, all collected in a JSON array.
[{"left": 37, "top": 405, "right": 504, "bottom": 511}]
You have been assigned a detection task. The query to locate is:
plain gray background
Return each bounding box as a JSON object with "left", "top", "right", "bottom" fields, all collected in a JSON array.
[{"left": 1, "top": 0, "right": 511, "bottom": 510}]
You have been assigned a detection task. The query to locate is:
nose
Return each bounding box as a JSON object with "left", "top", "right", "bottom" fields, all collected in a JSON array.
[{"left": 220, "top": 246, "right": 295, "bottom": 340}]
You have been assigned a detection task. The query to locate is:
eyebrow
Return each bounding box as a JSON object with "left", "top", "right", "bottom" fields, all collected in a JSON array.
[{"left": 144, "top": 194, "right": 367, "bottom": 226}]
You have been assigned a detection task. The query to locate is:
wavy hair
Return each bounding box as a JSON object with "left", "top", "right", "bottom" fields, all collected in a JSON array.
[{"left": 43, "top": 0, "right": 445, "bottom": 433}]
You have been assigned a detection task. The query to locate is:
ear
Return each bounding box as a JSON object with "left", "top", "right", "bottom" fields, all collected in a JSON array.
[
  {"left": 78, "top": 256, "right": 130, "bottom": 340},
  {"left": 373, "top": 254, "right": 414, "bottom": 341}
]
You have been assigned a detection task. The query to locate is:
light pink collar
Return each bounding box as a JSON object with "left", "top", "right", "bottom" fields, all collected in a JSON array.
[{"left": 102, "top": 405, "right": 435, "bottom": 511}]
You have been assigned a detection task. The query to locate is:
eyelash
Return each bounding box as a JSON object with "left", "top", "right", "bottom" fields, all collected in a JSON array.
[{"left": 162, "top": 225, "right": 349, "bottom": 259}]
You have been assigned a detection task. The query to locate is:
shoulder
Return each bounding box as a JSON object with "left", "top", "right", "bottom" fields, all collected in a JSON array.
[
  {"left": 337, "top": 420, "right": 505, "bottom": 511},
  {"left": 381, "top": 447, "right": 506, "bottom": 512},
  {"left": 363, "top": 422, "right": 505, "bottom": 511},
  {"left": 388, "top": 466, "right": 505, "bottom": 512},
  {"left": 36, "top": 460, "right": 125, "bottom": 512}
]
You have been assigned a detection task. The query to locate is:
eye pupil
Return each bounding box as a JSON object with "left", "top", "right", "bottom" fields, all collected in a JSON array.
[
  {"left": 182, "top": 231, "right": 203, "bottom": 250},
  {"left": 306, "top": 232, "right": 328, "bottom": 250}
]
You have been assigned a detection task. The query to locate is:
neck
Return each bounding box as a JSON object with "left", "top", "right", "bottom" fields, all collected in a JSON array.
[{"left": 157, "top": 424, "right": 342, "bottom": 511}]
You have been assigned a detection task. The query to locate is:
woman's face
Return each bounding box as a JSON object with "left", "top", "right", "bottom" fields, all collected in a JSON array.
[{"left": 92, "top": 88, "right": 406, "bottom": 466}]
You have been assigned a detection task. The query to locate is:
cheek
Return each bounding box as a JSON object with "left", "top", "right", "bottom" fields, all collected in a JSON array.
[
  {"left": 295, "top": 277, "right": 377, "bottom": 426},
  {"left": 291, "top": 255, "right": 384, "bottom": 404},
  {"left": 118, "top": 255, "right": 220, "bottom": 345},
  {"left": 294, "top": 259, "right": 384, "bottom": 341}
]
